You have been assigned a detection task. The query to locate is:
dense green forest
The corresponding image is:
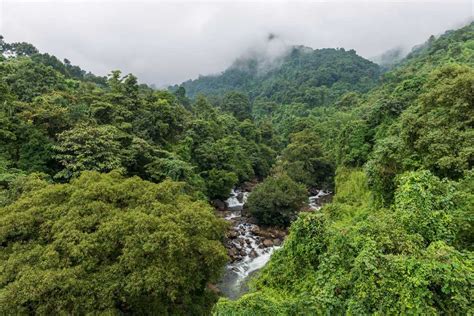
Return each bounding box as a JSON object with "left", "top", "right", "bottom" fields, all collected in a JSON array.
[
  {"left": 174, "top": 46, "right": 380, "bottom": 105},
  {"left": 0, "top": 20, "right": 472, "bottom": 315}
]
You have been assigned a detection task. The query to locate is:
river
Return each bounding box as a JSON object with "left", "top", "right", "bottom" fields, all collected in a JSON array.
[{"left": 217, "top": 188, "right": 331, "bottom": 299}]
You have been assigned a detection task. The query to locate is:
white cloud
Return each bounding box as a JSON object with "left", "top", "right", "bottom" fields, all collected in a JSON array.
[{"left": 1, "top": 0, "right": 472, "bottom": 86}]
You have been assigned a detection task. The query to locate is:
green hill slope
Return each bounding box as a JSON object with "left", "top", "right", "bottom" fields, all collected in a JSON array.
[
  {"left": 214, "top": 22, "right": 474, "bottom": 315},
  {"left": 176, "top": 46, "right": 381, "bottom": 106}
]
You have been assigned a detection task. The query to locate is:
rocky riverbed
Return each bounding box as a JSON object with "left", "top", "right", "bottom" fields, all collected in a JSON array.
[{"left": 214, "top": 186, "right": 332, "bottom": 299}]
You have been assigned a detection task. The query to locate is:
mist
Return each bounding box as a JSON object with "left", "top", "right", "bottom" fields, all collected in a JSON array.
[{"left": 1, "top": 0, "right": 472, "bottom": 87}]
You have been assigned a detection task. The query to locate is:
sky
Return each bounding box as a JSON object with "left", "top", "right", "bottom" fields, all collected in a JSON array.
[{"left": 1, "top": 0, "right": 472, "bottom": 87}]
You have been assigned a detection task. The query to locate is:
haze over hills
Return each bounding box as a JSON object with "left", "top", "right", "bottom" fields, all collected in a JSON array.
[
  {"left": 0, "top": 12, "right": 472, "bottom": 315},
  {"left": 175, "top": 44, "right": 381, "bottom": 105},
  {"left": 2, "top": 1, "right": 471, "bottom": 86}
]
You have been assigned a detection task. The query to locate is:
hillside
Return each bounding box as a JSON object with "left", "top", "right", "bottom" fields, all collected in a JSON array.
[
  {"left": 215, "top": 22, "right": 474, "bottom": 315},
  {"left": 0, "top": 21, "right": 472, "bottom": 315},
  {"left": 175, "top": 46, "right": 381, "bottom": 105}
]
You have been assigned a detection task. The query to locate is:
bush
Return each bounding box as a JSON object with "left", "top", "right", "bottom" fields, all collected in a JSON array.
[
  {"left": 217, "top": 169, "right": 474, "bottom": 314},
  {"left": 247, "top": 173, "right": 307, "bottom": 226},
  {"left": 204, "top": 168, "right": 238, "bottom": 200},
  {"left": 0, "top": 171, "right": 227, "bottom": 314}
]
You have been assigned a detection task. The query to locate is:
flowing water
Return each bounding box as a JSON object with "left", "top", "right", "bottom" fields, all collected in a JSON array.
[
  {"left": 218, "top": 188, "right": 331, "bottom": 299},
  {"left": 217, "top": 189, "right": 281, "bottom": 299},
  {"left": 308, "top": 190, "right": 331, "bottom": 210}
]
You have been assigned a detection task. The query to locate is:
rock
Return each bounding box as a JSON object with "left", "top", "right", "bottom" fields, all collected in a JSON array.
[
  {"left": 227, "top": 230, "right": 239, "bottom": 239},
  {"left": 235, "top": 243, "right": 242, "bottom": 251},
  {"left": 237, "top": 192, "right": 244, "bottom": 203},
  {"left": 228, "top": 248, "right": 237, "bottom": 258},
  {"left": 249, "top": 250, "right": 258, "bottom": 258},
  {"left": 250, "top": 226, "right": 260, "bottom": 235},
  {"left": 212, "top": 199, "right": 226, "bottom": 211},
  {"left": 239, "top": 250, "right": 246, "bottom": 256},
  {"left": 242, "top": 180, "right": 258, "bottom": 192},
  {"left": 256, "top": 229, "right": 273, "bottom": 239},
  {"left": 273, "top": 238, "right": 282, "bottom": 246},
  {"left": 241, "top": 206, "right": 251, "bottom": 218},
  {"left": 263, "top": 239, "right": 274, "bottom": 247},
  {"left": 245, "top": 239, "right": 251, "bottom": 245}
]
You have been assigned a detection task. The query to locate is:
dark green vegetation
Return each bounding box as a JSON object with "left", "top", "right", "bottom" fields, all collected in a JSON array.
[
  {"left": 215, "top": 23, "right": 474, "bottom": 314},
  {"left": 0, "top": 21, "right": 473, "bottom": 314},
  {"left": 0, "top": 171, "right": 227, "bottom": 314},
  {"left": 247, "top": 173, "right": 307, "bottom": 226},
  {"left": 175, "top": 46, "right": 380, "bottom": 105},
  {"left": 216, "top": 169, "right": 473, "bottom": 314}
]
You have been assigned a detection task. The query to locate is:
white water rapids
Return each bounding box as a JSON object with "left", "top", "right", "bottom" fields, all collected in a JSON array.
[
  {"left": 218, "top": 188, "right": 331, "bottom": 299},
  {"left": 218, "top": 189, "right": 280, "bottom": 299}
]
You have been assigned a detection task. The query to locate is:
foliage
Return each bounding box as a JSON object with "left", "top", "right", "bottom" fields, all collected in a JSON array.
[
  {"left": 247, "top": 173, "right": 307, "bottom": 226},
  {"left": 216, "top": 169, "right": 474, "bottom": 314},
  {"left": 366, "top": 64, "right": 474, "bottom": 204},
  {"left": 53, "top": 124, "right": 125, "bottom": 179},
  {"left": 0, "top": 171, "right": 227, "bottom": 314},
  {"left": 279, "top": 129, "right": 334, "bottom": 189},
  {"left": 221, "top": 91, "right": 252, "bottom": 121},
  {"left": 1, "top": 22, "right": 473, "bottom": 314},
  {"left": 178, "top": 47, "right": 380, "bottom": 103}
]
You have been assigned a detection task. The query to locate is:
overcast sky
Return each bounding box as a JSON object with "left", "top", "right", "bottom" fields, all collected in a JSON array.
[{"left": 1, "top": 0, "right": 472, "bottom": 86}]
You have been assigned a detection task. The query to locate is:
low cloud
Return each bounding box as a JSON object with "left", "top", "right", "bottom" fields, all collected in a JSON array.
[{"left": 1, "top": 0, "right": 472, "bottom": 86}]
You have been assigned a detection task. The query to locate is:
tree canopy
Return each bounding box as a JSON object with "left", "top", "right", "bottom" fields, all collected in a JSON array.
[{"left": 0, "top": 171, "right": 227, "bottom": 314}]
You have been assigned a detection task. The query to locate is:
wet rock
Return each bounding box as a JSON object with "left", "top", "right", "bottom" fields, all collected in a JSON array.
[
  {"left": 245, "top": 239, "right": 251, "bottom": 245},
  {"left": 228, "top": 248, "right": 237, "bottom": 258},
  {"left": 212, "top": 199, "right": 226, "bottom": 211},
  {"left": 250, "top": 226, "right": 260, "bottom": 235},
  {"left": 227, "top": 230, "right": 239, "bottom": 239},
  {"left": 263, "top": 239, "right": 273, "bottom": 247},
  {"left": 237, "top": 192, "right": 244, "bottom": 203},
  {"left": 249, "top": 250, "right": 258, "bottom": 258},
  {"left": 242, "top": 180, "right": 258, "bottom": 192},
  {"left": 256, "top": 229, "right": 273, "bottom": 239},
  {"left": 241, "top": 206, "right": 251, "bottom": 218},
  {"left": 235, "top": 243, "right": 242, "bottom": 251},
  {"left": 273, "top": 238, "right": 282, "bottom": 246}
]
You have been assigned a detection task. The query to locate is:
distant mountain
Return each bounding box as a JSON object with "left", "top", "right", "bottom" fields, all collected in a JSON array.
[
  {"left": 370, "top": 47, "right": 406, "bottom": 69},
  {"left": 174, "top": 46, "right": 381, "bottom": 106}
]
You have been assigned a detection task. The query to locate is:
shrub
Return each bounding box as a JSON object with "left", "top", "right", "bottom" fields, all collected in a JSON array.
[{"left": 247, "top": 173, "right": 307, "bottom": 226}]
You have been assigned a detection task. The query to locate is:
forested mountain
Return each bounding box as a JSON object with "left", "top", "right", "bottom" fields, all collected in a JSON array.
[
  {"left": 175, "top": 46, "right": 381, "bottom": 105},
  {"left": 215, "top": 22, "right": 474, "bottom": 314},
  {"left": 0, "top": 21, "right": 472, "bottom": 315}
]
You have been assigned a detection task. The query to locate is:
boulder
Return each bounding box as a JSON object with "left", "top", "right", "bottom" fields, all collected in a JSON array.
[
  {"left": 263, "top": 239, "right": 274, "bottom": 247},
  {"left": 250, "top": 226, "right": 261, "bottom": 234},
  {"left": 212, "top": 199, "right": 226, "bottom": 211},
  {"left": 228, "top": 248, "right": 237, "bottom": 258},
  {"left": 273, "top": 238, "right": 282, "bottom": 246},
  {"left": 227, "top": 230, "right": 239, "bottom": 239}
]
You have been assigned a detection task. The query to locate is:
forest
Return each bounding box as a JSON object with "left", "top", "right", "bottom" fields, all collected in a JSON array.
[{"left": 0, "top": 21, "right": 473, "bottom": 315}]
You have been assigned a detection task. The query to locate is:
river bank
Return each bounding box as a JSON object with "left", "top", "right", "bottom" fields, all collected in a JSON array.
[{"left": 214, "top": 186, "right": 332, "bottom": 299}]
